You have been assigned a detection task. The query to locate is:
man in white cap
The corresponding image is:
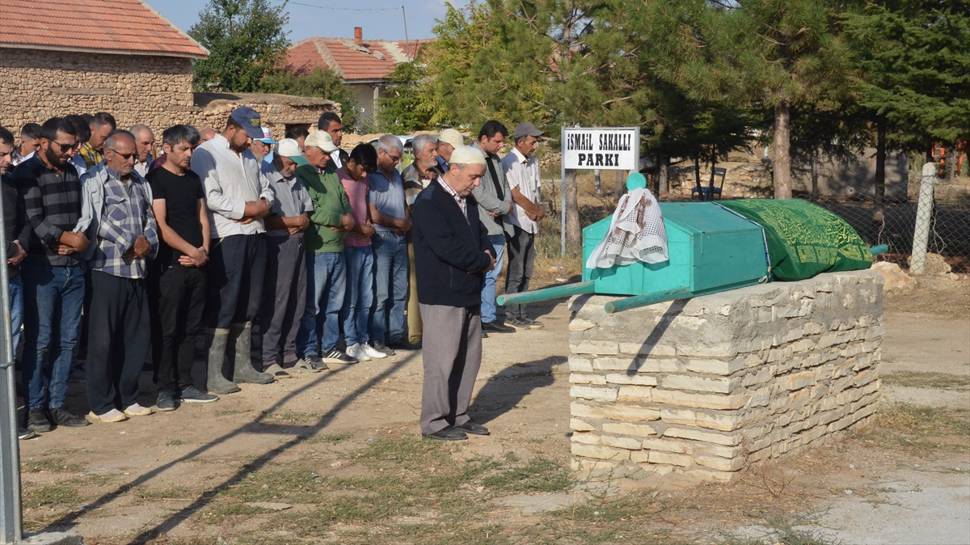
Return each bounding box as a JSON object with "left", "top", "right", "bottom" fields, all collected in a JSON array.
[
  {"left": 502, "top": 122, "right": 545, "bottom": 329},
  {"left": 192, "top": 106, "right": 277, "bottom": 394},
  {"left": 259, "top": 138, "right": 314, "bottom": 377},
  {"left": 251, "top": 127, "right": 276, "bottom": 164},
  {"left": 297, "top": 130, "right": 358, "bottom": 367},
  {"left": 412, "top": 145, "right": 496, "bottom": 441},
  {"left": 434, "top": 128, "right": 463, "bottom": 175}
]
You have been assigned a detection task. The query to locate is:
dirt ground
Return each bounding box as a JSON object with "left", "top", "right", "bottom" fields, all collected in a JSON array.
[{"left": 15, "top": 276, "right": 970, "bottom": 545}]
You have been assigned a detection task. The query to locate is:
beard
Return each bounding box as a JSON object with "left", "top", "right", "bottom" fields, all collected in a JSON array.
[{"left": 45, "top": 146, "right": 65, "bottom": 167}]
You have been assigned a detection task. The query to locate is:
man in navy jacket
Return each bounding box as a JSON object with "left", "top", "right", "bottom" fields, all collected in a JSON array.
[{"left": 412, "top": 146, "right": 495, "bottom": 441}]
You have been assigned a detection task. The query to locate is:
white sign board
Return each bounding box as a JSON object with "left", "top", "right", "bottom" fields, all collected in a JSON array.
[{"left": 562, "top": 127, "right": 639, "bottom": 171}]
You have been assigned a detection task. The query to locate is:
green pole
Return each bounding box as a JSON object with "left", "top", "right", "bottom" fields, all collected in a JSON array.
[
  {"left": 603, "top": 289, "right": 693, "bottom": 314},
  {"left": 497, "top": 281, "right": 596, "bottom": 307}
]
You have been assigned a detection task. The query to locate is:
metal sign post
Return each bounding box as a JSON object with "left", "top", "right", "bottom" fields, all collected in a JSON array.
[
  {"left": 559, "top": 126, "right": 640, "bottom": 257},
  {"left": 0, "top": 177, "right": 23, "bottom": 543}
]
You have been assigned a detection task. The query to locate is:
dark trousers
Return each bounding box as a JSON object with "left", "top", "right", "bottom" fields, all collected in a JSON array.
[
  {"left": 86, "top": 270, "right": 150, "bottom": 415},
  {"left": 504, "top": 226, "right": 536, "bottom": 320},
  {"left": 207, "top": 234, "right": 266, "bottom": 328},
  {"left": 419, "top": 303, "right": 482, "bottom": 435},
  {"left": 260, "top": 234, "right": 307, "bottom": 366},
  {"left": 155, "top": 264, "right": 207, "bottom": 392}
]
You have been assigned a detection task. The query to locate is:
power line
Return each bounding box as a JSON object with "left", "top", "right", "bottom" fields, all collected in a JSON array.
[{"left": 286, "top": 0, "right": 400, "bottom": 12}]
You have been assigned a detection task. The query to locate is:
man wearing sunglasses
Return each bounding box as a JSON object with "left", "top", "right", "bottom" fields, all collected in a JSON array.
[
  {"left": 14, "top": 117, "right": 91, "bottom": 433},
  {"left": 76, "top": 130, "right": 159, "bottom": 424}
]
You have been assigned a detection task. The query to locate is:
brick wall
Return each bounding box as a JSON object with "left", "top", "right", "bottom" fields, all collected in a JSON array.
[{"left": 568, "top": 270, "right": 883, "bottom": 484}]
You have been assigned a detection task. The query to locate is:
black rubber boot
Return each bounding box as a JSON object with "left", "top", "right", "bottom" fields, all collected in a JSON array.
[
  {"left": 206, "top": 328, "right": 241, "bottom": 394},
  {"left": 230, "top": 322, "right": 274, "bottom": 384}
]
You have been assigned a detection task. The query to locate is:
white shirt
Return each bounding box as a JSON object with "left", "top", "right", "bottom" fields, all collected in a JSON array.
[
  {"left": 12, "top": 150, "right": 34, "bottom": 166},
  {"left": 501, "top": 147, "right": 541, "bottom": 234},
  {"left": 191, "top": 134, "right": 275, "bottom": 238},
  {"left": 330, "top": 151, "right": 343, "bottom": 170}
]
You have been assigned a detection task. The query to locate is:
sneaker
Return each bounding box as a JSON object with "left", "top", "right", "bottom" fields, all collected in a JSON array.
[
  {"left": 86, "top": 409, "right": 128, "bottom": 424},
  {"left": 323, "top": 349, "right": 357, "bottom": 365},
  {"left": 180, "top": 386, "right": 219, "bottom": 404},
  {"left": 263, "top": 363, "right": 292, "bottom": 379},
  {"left": 293, "top": 357, "right": 326, "bottom": 373},
  {"left": 50, "top": 407, "right": 90, "bottom": 427},
  {"left": 18, "top": 427, "right": 38, "bottom": 440},
  {"left": 156, "top": 391, "right": 179, "bottom": 412},
  {"left": 482, "top": 321, "right": 516, "bottom": 334},
  {"left": 345, "top": 343, "right": 371, "bottom": 362},
  {"left": 26, "top": 409, "right": 51, "bottom": 433},
  {"left": 123, "top": 403, "right": 154, "bottom": 417},
  {"left": 361, "top": 343, "right": 387, "bottom": 359},
  {"left": 519, "top": 317, "right": 544, "bottom": 330},
  {"left": 371, "top": 342, "right": 395, "bottom": 356}
]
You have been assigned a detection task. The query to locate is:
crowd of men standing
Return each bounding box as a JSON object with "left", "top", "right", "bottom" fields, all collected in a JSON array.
[{"left": 0, "top": 107, "right": 545, "bottom": 442}]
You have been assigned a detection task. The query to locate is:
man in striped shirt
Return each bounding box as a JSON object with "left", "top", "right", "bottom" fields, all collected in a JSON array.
[
  {"left": 15, "top": 117, "right": 91, "bottom": 433},
  {"left": 78, "top": 130, "right": 159, "bottom": 424}
]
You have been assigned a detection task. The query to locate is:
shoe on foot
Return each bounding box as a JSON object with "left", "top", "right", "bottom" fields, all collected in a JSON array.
[
  {"left": 180, "top": 386, "right": 219, "bottom": 404},
  {"left": 520, "top": 317, "right": 544, "bottom": 329},
  {"left": 370, "top": 342, "right": 395, "bottom": 356},
  {"left": 482, "top": 321, "right": 516, "bottom": 334},
  {"left": 18, "top": 427, "right": 38, "bottom": 440},
  {"left": 123, "top": 403, "right": 154, "bottom": 417},
  {"left": 86, "top": 409, "right": 128, "bottom": 424},
  {"left": 362, "top": 343, "right": 387, "bottom": 359},
  {"left": 422, "top": 426, "right": 468, "bottom": 441},
  {"left": 345, "top": 343, "right": 371, "bottom": 362},
  {"left": 294, "top": 357, "right": 327, "bottom": 373},
  {"left": 156, "top": 391, "right": 179, "bottom": 412},
  {"left": 263, "top": 363, "right": 292, "bottom": 379},
  {"left": 50, "top": 407, "right": 90, "bottom": 427},
  {"left": 456, "top": 420, "right": 490, "bottom": 436},
  {"left": 322, "top": 349, "right": 357, "bottom": 365},
  {"left": 26, "top": 409, "right": 51, "bottom": 433}
]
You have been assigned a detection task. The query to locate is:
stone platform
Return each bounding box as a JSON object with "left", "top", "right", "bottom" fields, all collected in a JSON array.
[{"left": 568, "top": 270, "right": 883, "bottom": 483}]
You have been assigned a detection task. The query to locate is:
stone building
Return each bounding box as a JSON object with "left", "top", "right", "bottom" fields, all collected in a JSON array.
[
  {"left": 0, "top": 0, "right": 338, "bottom": 140},
  {"left": 286, "top": 26, "right": 427, "bottom": 127}
]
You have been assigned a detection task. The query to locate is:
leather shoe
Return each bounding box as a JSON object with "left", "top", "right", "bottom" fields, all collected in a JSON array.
[
  {"left": 390, "top": 340, "right": 422, "bottom": 351},
  {"left": 422, "top": 426, "right": 467, "bottom": 441},
  {"left": 456, "top": 420, "right": 490, "bottom": 436}
]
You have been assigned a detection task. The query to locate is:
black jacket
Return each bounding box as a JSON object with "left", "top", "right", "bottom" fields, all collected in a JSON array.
[{"left": 412, "top": 179, "right": 494, "bottom": 307}]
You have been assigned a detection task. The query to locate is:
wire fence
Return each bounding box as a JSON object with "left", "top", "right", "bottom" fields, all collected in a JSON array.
[{"left": 536, "top": 163, "right": 970, "bottom": 275}]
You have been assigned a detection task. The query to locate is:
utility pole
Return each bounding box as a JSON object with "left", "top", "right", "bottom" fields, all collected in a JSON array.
[
  {"left": 0, "top": 172, "right": 23, "bottom": 544},
  {"left": 401, "top": 5, "right": 409, "bottom": 44}
]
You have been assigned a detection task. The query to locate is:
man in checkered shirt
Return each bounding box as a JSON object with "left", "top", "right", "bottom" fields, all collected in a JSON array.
[{"left": 78, "top": 130, "right": 159, "bottom": 424}]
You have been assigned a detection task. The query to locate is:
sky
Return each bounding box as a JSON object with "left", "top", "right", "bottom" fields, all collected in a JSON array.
[{"left": 144, "top": 0, "right": 469, "bottom": 42}]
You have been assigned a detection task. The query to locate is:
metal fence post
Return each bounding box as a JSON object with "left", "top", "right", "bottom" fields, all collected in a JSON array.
[
  {"left": 0, "top": 175, "right": 23, "bottom": 544},
  {"left": 910, "top": 162, "right": 938, "bottom": 275}
]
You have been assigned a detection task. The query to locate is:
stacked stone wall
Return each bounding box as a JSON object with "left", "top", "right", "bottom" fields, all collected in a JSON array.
[{"left": 568, "top": 270, "right": 883, "bottom": 483}]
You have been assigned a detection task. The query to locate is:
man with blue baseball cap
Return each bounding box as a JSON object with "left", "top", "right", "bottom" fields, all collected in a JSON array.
[{"left": 191, "top": 106, "right": 277, "bottom": 394}]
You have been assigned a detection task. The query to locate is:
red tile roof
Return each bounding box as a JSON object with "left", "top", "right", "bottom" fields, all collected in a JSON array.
[
  {"left": 286, "top": 37, "right": 429, "bottom": 82},
  {"left": 0, "top": 0, "right": 208, "bottom": 59}
]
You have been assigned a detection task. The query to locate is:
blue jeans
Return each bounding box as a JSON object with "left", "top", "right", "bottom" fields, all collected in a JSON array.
[
  {"left": 9, "top": 273, "right": 23, "bottom": 356},
  {"left": 342, "top": 246, "right": 374, "bottom": 346},
  {"left": 22, "top": 262, "right": 86, "bottom": 410},
  {"left": 481, "top": 234, "right": 507, "bottom": 324},
  {"left": 370, "top": 232, "right": 408, "bottom": 345},
  {"left": 299, "top": 251, "right": 345, "bottom": 358}
]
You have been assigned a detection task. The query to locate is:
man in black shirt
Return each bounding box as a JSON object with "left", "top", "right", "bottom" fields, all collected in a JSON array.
[{"left": 147, "top": 125, "right": 218, "bottom": 410}]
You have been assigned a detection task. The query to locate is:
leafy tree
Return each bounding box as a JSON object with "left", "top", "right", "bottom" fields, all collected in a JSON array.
[
  {"left": 189, "top": 0, "right": 290, "bottom": 92},
  {"left": 378, "top": 62, "right": 434, "bottom": 133},
  {"left": 260, "top": 68, "right": 359, "bottom": 128}
]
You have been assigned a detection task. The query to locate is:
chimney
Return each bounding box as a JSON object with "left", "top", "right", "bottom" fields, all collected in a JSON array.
[{"left": 354, "top": 26, "right": 363, "bottom": 43}]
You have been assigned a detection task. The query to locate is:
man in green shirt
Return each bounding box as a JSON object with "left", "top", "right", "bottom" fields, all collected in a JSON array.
[{"left": 296, "top": 131, "right": 357, "bottom": 366}]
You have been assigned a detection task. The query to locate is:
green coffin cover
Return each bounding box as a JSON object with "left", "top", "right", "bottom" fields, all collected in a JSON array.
[{"left": 719, "top": 199, "right": 871, "bottom": 281}]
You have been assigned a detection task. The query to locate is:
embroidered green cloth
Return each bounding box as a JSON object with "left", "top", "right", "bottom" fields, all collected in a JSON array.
[{"left": 719, "top": 199, "right": 871, "bottom": 281}]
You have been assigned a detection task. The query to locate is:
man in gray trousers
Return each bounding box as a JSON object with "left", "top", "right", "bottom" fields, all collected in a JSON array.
[{"left": 411, "top": 146, "right": 496, "bottom": 441}]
